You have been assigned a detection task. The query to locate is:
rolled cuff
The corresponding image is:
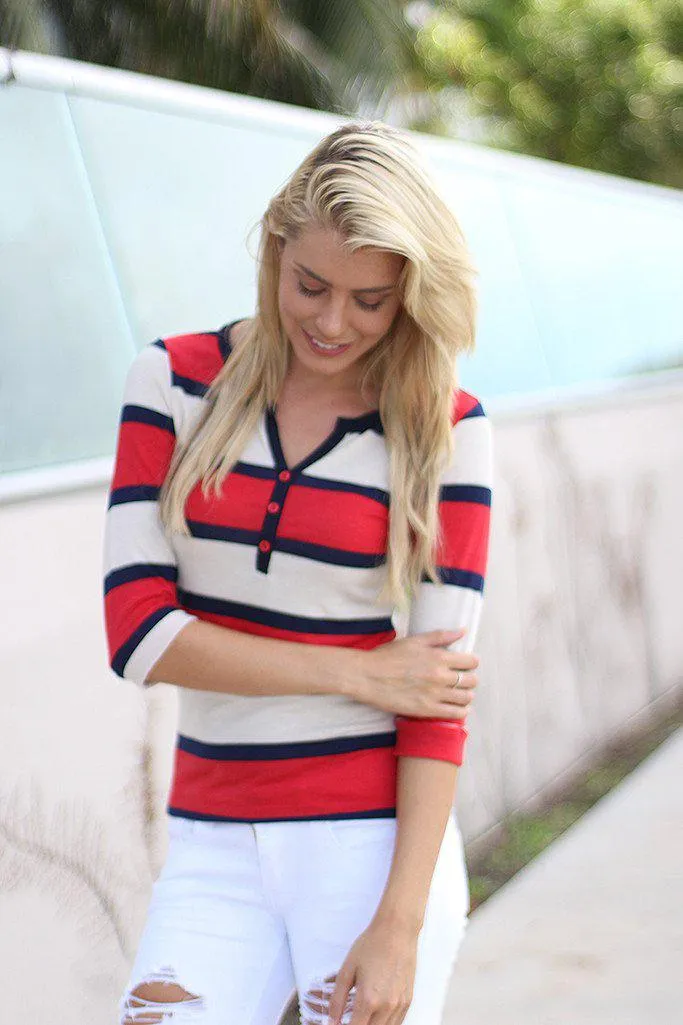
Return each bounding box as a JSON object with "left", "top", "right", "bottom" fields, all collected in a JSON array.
[
  {"left": 122, "top": 608, "right": 197, "bottom": 685},
  {"left": 394, "top": 717, "right": 468, "bottom": 765}
]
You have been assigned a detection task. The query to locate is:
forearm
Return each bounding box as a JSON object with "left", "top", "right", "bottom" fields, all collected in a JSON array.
[
  {"left": 374, "top": 756, "right": 460, "bottom": 934},
  {"left": 146, "top": 618, "right": 363, "bottom": 698}
]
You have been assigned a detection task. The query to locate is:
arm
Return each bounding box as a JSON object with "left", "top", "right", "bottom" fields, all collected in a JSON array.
[
  {"left": 103, "top": 341, "right": 363, "bottom": 696},
  {"left": 103, "top": 343, "right": 479, "bottom": 719},
  {"left": 328, "top": 398, "right": 493, "bottom": 1025},
  {"left": 381, "top": 397, "right": 493, "bottom": 917}
]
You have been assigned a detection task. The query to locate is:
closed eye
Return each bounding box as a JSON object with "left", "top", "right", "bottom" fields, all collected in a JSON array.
[
  {"left": 297, "top": 281, "right": 324, "bottom": 298},
  {"left": 297, "top": 280, "right": 386, "bottom": 312}
]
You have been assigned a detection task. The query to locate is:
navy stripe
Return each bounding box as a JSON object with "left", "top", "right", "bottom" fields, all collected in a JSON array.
[
  {"left": 297, "top": 473, "right": 390, "bottom": 506},
  {"left": 171, "top": 372, "right": 208, "bottom": 398},
  {"left": 109, "top": 484, "right": 160, "bottom": 507},
  {"left": 233, "top": 461, "right": 276, "bottom": 481},
  {"left": 266, "top": 406, "right": 287, "bottom": 467},
  {"left": 185, "top": 524, "right": 386, "bottom": 570},
  {"left": 177, "top": 731, "right": 397, "bottom": 761},
  {"left": 276, "top": 537, "right": 386, "bottom": 569},
  {"left": 104, "top": 563, "right": 177, "bottom": 595},
  {"left": 266, "top": 406, "right": 382, "bottom": 475},
  {"left": 219, "top": 320, "right": 243, "bottom": 362},
  {"left": 111, "top": 605, "right": 178, "bottom": 677},
  {"left": 186, "top": 521, "right": 260, "bottom": 545},
  {"left": 168, "top": 807, "right": 397, "bottom": 823},
  {"left": 121, "top": 404, "right": 175, "bottom": 435},
  {"left": 152, "top": 338, "right": 166, "bottom": 351},
  {"left": 217, "top": 330, "right": 231, "bottom": 362},
  {"left": 440, "top": 484, "right": 491, "bottom": 506},
  {"left": 230, "top": 463, "right": 390, "bottom": 507},
  {"left": 337, "top": 410, "right": 383, "bottom": 434},
  {"left": 461, "top": 401, "right": 485, "bottom": 419},
  {"left": 176, "top": 588, "right": 393, "bottom": 636},
  {"left": 430, "top": 567, "right": 485, "bottom": 591}
]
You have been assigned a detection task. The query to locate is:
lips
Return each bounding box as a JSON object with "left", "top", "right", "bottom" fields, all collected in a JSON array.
[{"left": 303, "top": 329, "right": 352, "bottom": 357}]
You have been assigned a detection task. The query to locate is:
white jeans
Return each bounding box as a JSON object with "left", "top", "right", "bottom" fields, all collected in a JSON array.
[{"left": 121, "top": 814, "right": 469, "bottom": 1025}]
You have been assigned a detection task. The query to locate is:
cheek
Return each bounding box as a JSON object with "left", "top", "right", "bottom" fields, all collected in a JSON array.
[
  {"left": 278, "top": 280, "right": 307, "bottom": 324},
  {"left": 361, "top": 303, "right": 401, "bottom": 344}
]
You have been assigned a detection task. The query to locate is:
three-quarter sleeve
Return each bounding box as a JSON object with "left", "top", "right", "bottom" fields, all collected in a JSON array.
[
  {"left": 394, "top": 392, "right": 493, "bottom": 764},
  {"left": 103, "top": 343, "right": 197, "bottom": 683}
]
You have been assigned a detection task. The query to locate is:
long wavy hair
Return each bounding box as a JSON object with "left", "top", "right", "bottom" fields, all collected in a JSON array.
[{"left": 159, "top": 121, "right": 478, "bottom": 608}]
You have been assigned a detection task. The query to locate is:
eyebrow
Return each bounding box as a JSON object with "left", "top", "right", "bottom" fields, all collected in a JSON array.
[{"left": 294, "top": 263, "right": 397, "bottom": 294}]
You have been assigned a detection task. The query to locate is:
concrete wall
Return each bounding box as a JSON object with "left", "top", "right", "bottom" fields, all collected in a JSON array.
[
  {"left": 459, "top": 378, "right": 683, "bottom": 846},
  {"left": 1, "top": 377, "right": 681, "bottom": 1022}
]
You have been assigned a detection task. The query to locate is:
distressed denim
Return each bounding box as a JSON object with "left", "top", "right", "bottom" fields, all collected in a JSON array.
[{"left": 120, "top": 814, "right": 469, "bottom": 1025}]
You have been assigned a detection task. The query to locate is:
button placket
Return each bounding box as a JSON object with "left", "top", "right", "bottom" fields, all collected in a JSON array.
[{"left": 256, "top": 473, "right": 292, "bottom": 574}]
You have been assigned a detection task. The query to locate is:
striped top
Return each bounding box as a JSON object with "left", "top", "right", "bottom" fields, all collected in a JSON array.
[{"left": 103, "top": 324, "right": 493, "bottom": 822}]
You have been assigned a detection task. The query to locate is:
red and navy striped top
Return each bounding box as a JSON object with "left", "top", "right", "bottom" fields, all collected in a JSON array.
[{"left": 103, "top": 324, "right": 493, "bottom": 822}]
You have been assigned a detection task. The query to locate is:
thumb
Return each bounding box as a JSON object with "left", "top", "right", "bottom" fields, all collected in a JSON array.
[{"left": 328, "top": 963, "right": 356, "bottom": 1025}]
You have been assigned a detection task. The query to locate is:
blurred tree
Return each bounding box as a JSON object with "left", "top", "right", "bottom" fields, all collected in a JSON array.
[
  {"left": 0, "top": 0, "right": 419, "bottom": 113},
  {"left": 415, "top": 0, "right": 683, "bottom": 188}
]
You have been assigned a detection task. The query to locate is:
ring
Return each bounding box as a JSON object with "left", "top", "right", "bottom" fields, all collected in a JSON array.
[{"left": 450, "top": 670, "right": 463, "bottom": 689}]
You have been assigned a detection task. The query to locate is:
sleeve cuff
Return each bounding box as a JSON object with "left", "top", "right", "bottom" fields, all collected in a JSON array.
[
  {"left": 394, "top": 717, "right": 468, "bottom": 765},
  {"left": 122, "top": 608, "right": 197, "bottom": 685}
]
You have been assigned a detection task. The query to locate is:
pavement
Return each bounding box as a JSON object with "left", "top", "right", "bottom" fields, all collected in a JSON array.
[{"left": 444, "top": 727, "right": 683, "bottom": 1025}]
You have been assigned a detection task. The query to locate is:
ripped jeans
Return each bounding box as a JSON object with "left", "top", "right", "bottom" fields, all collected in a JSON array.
[{"left": 120, "top": 814, "right": 469, "bottom": 1025}]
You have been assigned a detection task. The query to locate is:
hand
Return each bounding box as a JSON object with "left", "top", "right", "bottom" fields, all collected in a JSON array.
[
  {"left": 316, "top": 918, "right": 418, "bottom": 1025},
  {"left": 356, "top": 629, "right": 479, "bottom": 721}
]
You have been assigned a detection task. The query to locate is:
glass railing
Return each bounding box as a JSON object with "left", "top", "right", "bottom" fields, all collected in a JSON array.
[{"left": 1, "top": 49, "right": 681, "bottom": 479}]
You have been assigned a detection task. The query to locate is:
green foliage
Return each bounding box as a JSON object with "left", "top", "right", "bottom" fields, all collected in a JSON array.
[
  {"left": 416, "top": 0, "right": 683, "bottom": 187},
  {"left": 0, "top": 0, "right": 417, "bottom": 114}
]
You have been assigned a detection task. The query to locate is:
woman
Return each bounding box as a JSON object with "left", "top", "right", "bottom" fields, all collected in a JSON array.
[{"left": 104, "top": 121, "right": 492, "bottom": 1025}]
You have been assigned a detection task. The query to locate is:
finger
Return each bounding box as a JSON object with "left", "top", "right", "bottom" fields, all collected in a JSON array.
[
  {"left": 442, "top": 679, "right": 477, "bottom": 701},
  {"left": 328, "top": 967, "right": 356, "bottom": 1025},
  {"left": 349, "top": 993, "right": 380, "bottom": 1025},
  {"left": 446, "top": 651, "right": 479, "bottom": 671},
  {"left": 388, "top": 1003, "right": 412, "bottom": 1025},
  {"left": 450, "top": 672, "right": 479, "bottom": 690},
  {"left": 348, "top": 999, "right": 373, "bottom": 1025},
  {"left": 439, "top": 686, "right": 473, "bottom": 706},
  {"left": 434, "top": 702, "right": 469, "bottom": 720},
  {"left": 423, "top": 628, "right": 466, "bottom": 648}
]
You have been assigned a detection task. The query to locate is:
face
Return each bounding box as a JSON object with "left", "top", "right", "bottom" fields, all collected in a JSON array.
[{"left": 277, "top": 225, "right": 404, "bottom": 391}]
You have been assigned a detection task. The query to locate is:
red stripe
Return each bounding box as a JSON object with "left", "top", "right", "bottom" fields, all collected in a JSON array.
[
  {"left": 184, "top": 477, "right": 389, "bottom": 555},
  {"left": 164, "top": 332, "right": 224, "bottom": 386},
  {"left": 451, "top": 388, "right": 480, "bottom": 425},
  {"left": 169, "top": 743, "right": 397, "bottom": 820},
  {"left": 187, "top": 608, "right": 395, "bottom": 649},
  {"left": 185, "top": 473, "right": 273, "bottom": 531},
  {"left": 105, "top": 576, "right": 178, "bottom": 658},
  {"left": 437, "top": 501, "right": 490, "bottom": 574},
  {"left": 281, "top": 486, "right": 388, "bottom": 555},
  {"left": 111, "top": 420, "right": 175, "bottom": 490},
  {"left": 395, "top": 718, "right": 467, "bottom": 764}
]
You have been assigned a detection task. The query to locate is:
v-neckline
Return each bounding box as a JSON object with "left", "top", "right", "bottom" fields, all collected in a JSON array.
[{"left": 265, "top": 405, "right": 382, "bottom": 474}]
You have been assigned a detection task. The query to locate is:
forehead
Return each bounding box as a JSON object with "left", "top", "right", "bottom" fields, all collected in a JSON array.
[{"left": 283, "top": 225, "right": 403, "bottom": 289}]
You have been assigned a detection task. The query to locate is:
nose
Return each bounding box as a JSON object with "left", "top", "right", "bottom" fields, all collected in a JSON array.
[{"left": 314, "top": 294, "right": 348, "bottom": 340}]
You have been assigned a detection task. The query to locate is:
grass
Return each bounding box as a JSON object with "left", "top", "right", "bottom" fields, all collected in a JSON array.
[{"left": 466, "top": 695, "right": 683, "bottom": 911}]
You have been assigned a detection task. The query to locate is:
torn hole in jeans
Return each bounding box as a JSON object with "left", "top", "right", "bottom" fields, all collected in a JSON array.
[
  {"left": 121, "top": 965, "right": 206, "bottom": 1023},
  {"left": 300, "top": 975, "right": 355, "bottom": 1025}
]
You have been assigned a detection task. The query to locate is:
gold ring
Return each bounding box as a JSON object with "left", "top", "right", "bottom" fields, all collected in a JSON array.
[{"left": 451, "top": 670, "right": 463, "bottom": 689}]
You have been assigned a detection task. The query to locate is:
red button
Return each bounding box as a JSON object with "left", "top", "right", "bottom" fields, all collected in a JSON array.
[
  {"left": 258, "top": 540, "right": 271, "bottom": 554},
  {"left": 278, "top": 470, "right": 291, "bottom": 482},
  {"left": 267, "top": 502, "right": 280, "bottom": 514}
]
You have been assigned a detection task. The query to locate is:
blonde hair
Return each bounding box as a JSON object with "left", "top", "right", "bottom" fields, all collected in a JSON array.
[{"left": 159, "top": 122, "right": 478, "bottom": 607}]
